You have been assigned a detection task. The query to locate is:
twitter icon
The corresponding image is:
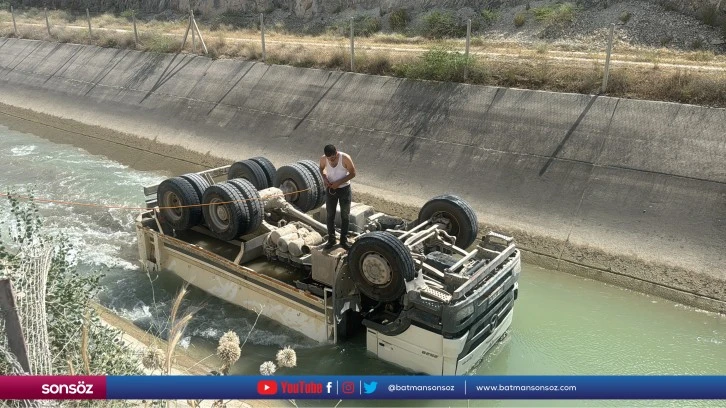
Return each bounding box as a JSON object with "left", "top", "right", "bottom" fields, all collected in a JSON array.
[{"left": 363, "top": 381, "right": 378, "bottom": 394}]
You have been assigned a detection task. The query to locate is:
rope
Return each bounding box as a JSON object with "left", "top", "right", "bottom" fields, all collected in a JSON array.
[{"left": 0, "top": 187, "right": 312, "bottom": 211}]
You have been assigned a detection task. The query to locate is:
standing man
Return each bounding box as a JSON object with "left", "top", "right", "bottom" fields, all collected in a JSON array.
[{"left": 319, "top": 144, "right": 356, "bottom": 250}]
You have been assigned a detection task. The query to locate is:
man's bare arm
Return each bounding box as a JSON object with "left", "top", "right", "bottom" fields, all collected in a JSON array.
[{"left": 319, "top": 156, "right": 331, "bottom": 187}]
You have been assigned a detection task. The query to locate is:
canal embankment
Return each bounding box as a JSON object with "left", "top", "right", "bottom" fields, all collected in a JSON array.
[{"left": 0, "top": 37, "right": 724, "bottom": 313}]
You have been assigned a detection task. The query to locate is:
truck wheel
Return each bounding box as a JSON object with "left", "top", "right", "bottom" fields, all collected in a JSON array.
[
  {"left": 157, "top": 177, "right": 202, "bottom": 230},
  {"left": 180, "top": 173, "right": 211, "bottom": 203},
  {"left": 228, "top": 160, "right": 268, "bottom": 190},
  {"left": 417, "top": 194, "right": 478, "bottom": 249},
  {"left": 228, "top": 178, "right": 263, "bottom": 234},
  {"left": 249, "top": 156, "right": 277, "bottom": 187},
  {"left": 348, "top": 231, "right": 416, "bottom": 303},
  {"left": 276, "top": 164, "right": 319, "bottom": 212},
  {"left": 297, "top": 159, "right": 326, "bottom": 210},
  {"left": 202, "top": 182, "right": 250, "bottom": 241}
]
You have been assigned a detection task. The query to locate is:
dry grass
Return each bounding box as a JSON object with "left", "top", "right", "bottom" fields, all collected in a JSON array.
[
  {"left": 1, "top": 8, "right": 725, "bottom": 107},
  {"left": 165, "top": 284, "right": 194, "bottom": 376}
]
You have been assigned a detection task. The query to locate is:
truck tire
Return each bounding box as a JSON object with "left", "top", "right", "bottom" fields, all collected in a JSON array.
[
  {"left": 180, "top": 173, "right": 211, "bottom": 203},
  {"left": 276, "top": 164, "right": 319, "bottom": 212},
  {"left": 348, "top": 231, "right": 416, "bottom": 303},
  {"left": 227, "top": 160, "right": 268, "bottom": 190},
  {"left": 249, "top": 156, "right": 277, "bottom": 187},
  {"left": 228, "top": 178, "right": 263, "bottom": 234},
  {"left": 297, "top": 159, "right": 326, "bottom": 210},
  {"left": 417, "top": 194, "right": 478, "bottom": 249},
  {"left": 157, "top": 177, "right": 203, "bottom": 230},
  {"left": 202, "top": 182, "right": 250, "bottom": 241}
]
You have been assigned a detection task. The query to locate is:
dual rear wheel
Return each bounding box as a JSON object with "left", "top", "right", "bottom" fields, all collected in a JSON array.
[{"left": 157, "top": 156, "right": 327, "bottom": 239}]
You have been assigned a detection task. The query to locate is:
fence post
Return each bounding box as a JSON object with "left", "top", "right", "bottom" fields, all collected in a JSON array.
[
  {"left": 350, "top": 18, "right": 354, "bottom": 72},
  {"left": 0, "top": 279, "right": 31, "bottom": 373},
  {"left": 464, "top": 19, "right": 471, "bottom": 80},
  {"left": 601, "top": 23, "right": 615, "bottom": 94},
  {"left": 191, "top": 11, "right": 196, "bottom": 52},
  {"left": 261, "top": 13, "right": 266, "bottom": 63},
  {"left": 86, "top": 8, "right": 92, "bottom": 43},
  {"left": 11, "top": 5, "right": 17, "bottom": 37},
  {"left": 191, "top": 14, "right": 207, "bottom": 55},
  {"left": 44, "top": 7, "right": 51, "bottom": 36},
  {"left": 132, "top": 10, "right": 138, "bottom": 48},
  {"left": 180, "top": 11, "right": 192, "bottom": 52}
]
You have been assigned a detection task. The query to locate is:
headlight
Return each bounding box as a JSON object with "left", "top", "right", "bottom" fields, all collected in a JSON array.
[{"left": 455, "top": 304, "right": 474, "bottom": 321}]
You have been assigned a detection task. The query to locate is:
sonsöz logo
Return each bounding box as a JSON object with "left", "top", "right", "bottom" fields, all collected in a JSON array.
[{"left": 41, "top": 381, "right": 94, "bottom": 395}]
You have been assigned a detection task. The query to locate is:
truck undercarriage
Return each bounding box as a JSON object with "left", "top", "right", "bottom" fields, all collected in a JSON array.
[{"left": 135, "top": 157, "right": 520, "bottom": 375}]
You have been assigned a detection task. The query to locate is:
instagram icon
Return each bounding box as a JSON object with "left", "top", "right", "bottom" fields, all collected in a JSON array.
[{"left": 341, "top": 382, "right": 355, "bottom": 394}]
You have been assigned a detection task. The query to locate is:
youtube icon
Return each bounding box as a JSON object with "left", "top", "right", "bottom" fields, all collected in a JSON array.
[{"left": 257, "top": 380, "right": 278, "bottom": 395}]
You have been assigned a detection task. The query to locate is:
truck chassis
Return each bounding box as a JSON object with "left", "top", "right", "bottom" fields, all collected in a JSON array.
[{"left": 136, "top": 159, "right": 520, "bottom": 375}]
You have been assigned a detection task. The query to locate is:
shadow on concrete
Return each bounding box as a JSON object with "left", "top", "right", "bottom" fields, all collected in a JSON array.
[
  {"left": 539, "top": 94, "right": 599, "bottom": 176},
  {"left": 207, "top": 62, "right": 256, "bottom": 115},
  {"left": 84, "top": 48, "right": 130, "bottom": 96},
  {"left": 291, "top": 72, "right": 343, "bottom": 132},
  {"left": 140, "top": 53, "right": 197, "bottom": 103},
  {"left": 44, "top": 45, "right": 83, "bottom": 84}
]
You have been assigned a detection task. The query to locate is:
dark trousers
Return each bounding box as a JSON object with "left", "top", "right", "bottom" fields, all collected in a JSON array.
[{"left": 326, "top": 185, "right": 351, "bottom": 244}]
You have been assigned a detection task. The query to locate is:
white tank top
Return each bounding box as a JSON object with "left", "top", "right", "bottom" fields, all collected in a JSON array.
[{"left": 325, "top": 152, "right": 350, "bottom": 187}]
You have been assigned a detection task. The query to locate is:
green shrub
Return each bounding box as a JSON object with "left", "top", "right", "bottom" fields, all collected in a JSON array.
[
  {"left": 400, "top": 47, "right": 480, "bottom": 82},
  {"left": 120, "top": 9, "right": 134, "bottom": 20},
  {"left": 332, "top": 15, "right": 382, "bottom": 36},
  {"left": 389, "top": 8, "right": 408, "bottom": 32},
  {"left": 619, "top": 11, "right": 631, "bottom": 23},
  {"left": 532, "top": 3, "right": 577, "bottom": 25},
  {"left": 481, "top": 9, "right": 498, "bottom": 24},
  {"left": 700, "top": 5, "right": 718, "bottom": 27},
  {"left": 142, "top": 32, "right": 180, "bottom": 54},
  {"left": 421, "top": 11, "right": 466, "bottom": 38},
  {"left": 0, "top": 195, "right": 141, "bottom": 375},
  {"left": 663, "top": 2, "right": 679, "bottom": 12},
  {"left": 357, "top": 16, "right": 382, "bottom": 36},
  {"left": 216, "top": 10, "right": 251, "bottom": 29},
  {"left": 514, "top": 13, "right": 527, "bottom": 27}
]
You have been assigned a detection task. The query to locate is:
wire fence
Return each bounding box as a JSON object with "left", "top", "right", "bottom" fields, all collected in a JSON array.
[
  {"left": 1, "top": 5, "right": 619, "bottom": 89},
  {"left": 3, "top": 5, "right": 725, "bottom": 106}
]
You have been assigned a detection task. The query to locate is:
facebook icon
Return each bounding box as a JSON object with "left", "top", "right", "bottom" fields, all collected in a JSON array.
[{"left": 326, "top": 382, "right": 333, "bottom": 394}]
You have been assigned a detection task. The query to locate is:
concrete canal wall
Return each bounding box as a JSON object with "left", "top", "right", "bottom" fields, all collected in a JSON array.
[{"left": 0, "top": 37, "right": 724, "bottom": 312}]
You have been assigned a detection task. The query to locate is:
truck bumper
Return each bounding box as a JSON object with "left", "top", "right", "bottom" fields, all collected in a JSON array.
[{"left": 366, "top": 308, "right": 514, "bottom": 375}]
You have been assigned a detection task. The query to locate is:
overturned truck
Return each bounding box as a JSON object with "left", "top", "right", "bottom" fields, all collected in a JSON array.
[{"left": 135, "top": 157, "right": 521, "bottom": 375}]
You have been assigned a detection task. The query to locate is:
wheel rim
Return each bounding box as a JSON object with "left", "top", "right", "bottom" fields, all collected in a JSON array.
[
  {"left": 163, "top": 191, "right": 183, "bottom": 221},
  {"left": 280, "top": 179, "right": 300, "bottom": 202},
  {"left": 208, "top": 198, "right": 230, "bottom": 231},
  {"left": 431, "top": 210, "right": 460, "bottom": 238},
  {"left": 360, "top": 252, "right": 393, "bottom": 286}
]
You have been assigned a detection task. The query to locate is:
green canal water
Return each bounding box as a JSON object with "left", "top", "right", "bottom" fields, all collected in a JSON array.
[{"left": 1, "top": 124, "right": 724, "bottom": 407}]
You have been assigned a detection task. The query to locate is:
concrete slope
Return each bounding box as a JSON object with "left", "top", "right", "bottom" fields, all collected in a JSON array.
[{"left": 0, "top": 38, "right": 724, "bottom": 311}]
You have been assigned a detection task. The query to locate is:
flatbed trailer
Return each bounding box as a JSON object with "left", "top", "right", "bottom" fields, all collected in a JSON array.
[{"left": 135, "top": 159, "right": 521, "bottom": 374}]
